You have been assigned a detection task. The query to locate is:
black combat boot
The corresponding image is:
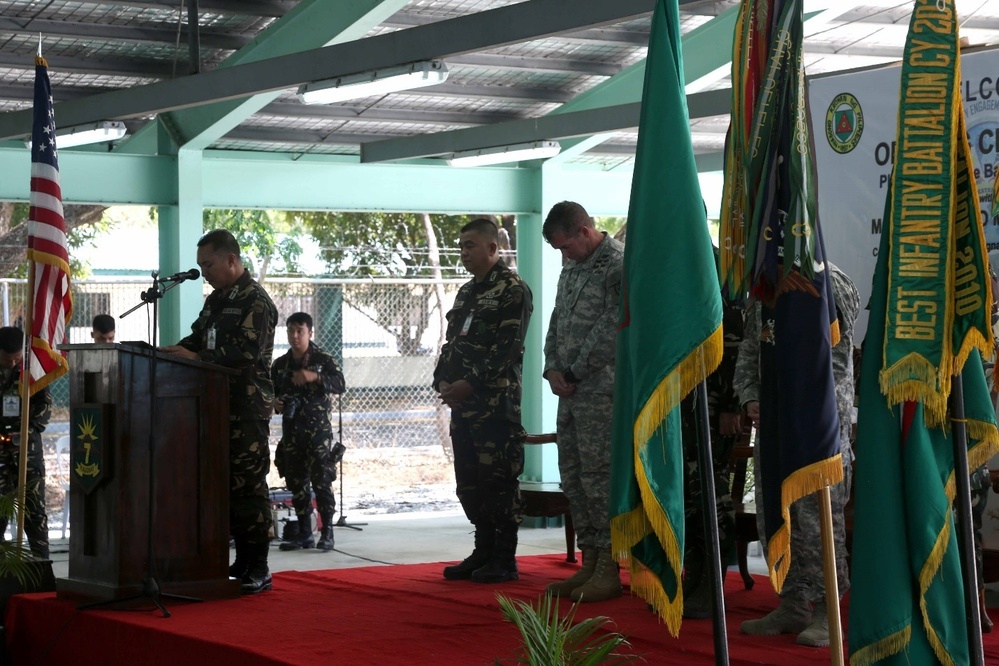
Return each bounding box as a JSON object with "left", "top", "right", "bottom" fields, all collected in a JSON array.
[
  {"left": 279, "top": 516, "right": 315, "bottom": 551},
  {"left": 470, "top": 524, "right": 519, "bottom": 584},
  {"left": 240, "top": 542, "right": 272, "bottom": 595},
  {"left": 229, "top": 535, "right": 247, "bottom": 579},
  {"left": 316, "top": 511, "right": 335, "bottom": 551},
  {"left": 316, "top": 525, "right": 335, "bottom": 551},
  {"left": 443, "top": 524, "right": 495, "bottom": 580}
]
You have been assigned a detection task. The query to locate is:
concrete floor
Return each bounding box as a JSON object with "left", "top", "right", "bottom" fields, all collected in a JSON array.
[{"left": 45, "top": 510, "right": 770, "bottom": 580}]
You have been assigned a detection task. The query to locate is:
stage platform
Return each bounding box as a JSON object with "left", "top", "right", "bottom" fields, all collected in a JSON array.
[{"left": 8, "top": 551, "right": 999, "bottom": 666}]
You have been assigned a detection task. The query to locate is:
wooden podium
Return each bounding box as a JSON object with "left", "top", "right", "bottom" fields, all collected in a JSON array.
[{"left": 56, "top": 343, "right": 240, "bottom": 601}]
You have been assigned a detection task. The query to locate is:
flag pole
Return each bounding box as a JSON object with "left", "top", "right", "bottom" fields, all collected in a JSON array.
[
  {"left": 693, "top": 379, "right": 729, "bottom": 664},
  {"left": 818, "top": 486, "right": 844, "bottom": 665},
  {"left": 14, "top": 262, "right": 36, "bottom": 553},
  {"left": 949, "top": 373, "right": 986, "bottom": 665}
]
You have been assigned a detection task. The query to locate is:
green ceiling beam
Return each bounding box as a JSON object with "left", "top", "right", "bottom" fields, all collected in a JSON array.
[
  {"left": 0, "top": 147, "right": 559, "bottom": 213},
  {"left": 0, "top": 148, "right": 178, "bottom": 204},
  {"left": 547, "top": 6, "right": 737, "bottom": 157},
  {"left": 554, "top": 5, "right": 738, "bottom": 119},
  {"left": 200, "top": 153, "right": 543, "bottom": 213},
  {"left": 123, "top": 0, "right": 408, "bottom": 153},
  {"left": 0, "top": 0, "right": 659, "bottom": 142},
  {"left": 361, "top": 8, "right": 740, "bottom": 163}
]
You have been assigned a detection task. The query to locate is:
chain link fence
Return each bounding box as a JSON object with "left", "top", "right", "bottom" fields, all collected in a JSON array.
[{"left": 0, "top": 276, "right": 470, "bottom": 531}]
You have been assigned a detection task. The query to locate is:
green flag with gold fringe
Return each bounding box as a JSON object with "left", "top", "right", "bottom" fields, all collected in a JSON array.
[
  {"left": 849, "top": 1, "right": 998, "bottom": 664},
  {"left": 608, "top": 0, "right": 723, "bottom": 636}
]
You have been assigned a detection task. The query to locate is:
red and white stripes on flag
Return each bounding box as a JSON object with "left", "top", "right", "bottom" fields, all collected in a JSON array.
[{"left": 27, "top": 55, "right": 72, "bottom": 394}]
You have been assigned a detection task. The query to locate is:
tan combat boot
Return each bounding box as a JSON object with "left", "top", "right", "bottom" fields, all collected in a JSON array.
[
  {"left": 796, "top": 601, "right": 830, "bottom": 647},
  {"left": 741, "top": 595, "right": 811, "bottom": 636},
  {"left": 545, "top": 548, "right": 596, "bottom": 598},
  {"left": 569, "top": 549, "right": 622, "bottom": 603}
]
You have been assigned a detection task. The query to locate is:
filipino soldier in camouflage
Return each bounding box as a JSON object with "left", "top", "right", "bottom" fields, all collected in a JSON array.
[
  {"left": 680, "top": 292, "right": 745, "bottom": 618},
  {"left": 434, "top": 218, "right": 533, "bottom": 584},
  {"left": 734, "top": 262, "right": 859, "bottom": 647},
  {"left": 0, "top": 327, "right": 51, "bottom": 558},
  {"left": 272, "top": 312, "right": 345, "bottom": 553},
  {"left": 540, "top": 201, "right": 624, "bottom": 603},
  {"left": 162, "top": 229, "right": 278, "bottom": 595}
]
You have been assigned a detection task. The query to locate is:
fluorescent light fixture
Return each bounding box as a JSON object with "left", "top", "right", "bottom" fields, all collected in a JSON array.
[
  {"left": 447, "top": 141, "right": 562, "bottom": 167},
  {"left": 26, "top": 120, "right": 127, "bottom": 149},
  {"left": 297, "top": 60, "right": 449, "bottom": 105}
]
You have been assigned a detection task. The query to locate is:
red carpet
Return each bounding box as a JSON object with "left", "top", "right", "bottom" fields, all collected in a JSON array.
[{"left": 6, "top": 555, "right": 999, "bottom": 665}]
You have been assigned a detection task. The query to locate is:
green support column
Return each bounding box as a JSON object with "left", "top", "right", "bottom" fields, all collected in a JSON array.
[
  {"left": 517, "top": 165, "right": 566, "bottom": 485},
  {"left": 157, "top": 146, "right": 205, "bottom": 344}
]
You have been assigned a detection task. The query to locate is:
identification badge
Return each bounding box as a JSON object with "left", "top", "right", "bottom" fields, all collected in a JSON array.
[
  {"left": 2, "top": 394, "right": 19, "bottom": 418},
  {"left": 207, "top": 326, "right": 217, "bottom": 350},
  {"left": 459, "top": 313, "right": 474, "bottom": 336}
]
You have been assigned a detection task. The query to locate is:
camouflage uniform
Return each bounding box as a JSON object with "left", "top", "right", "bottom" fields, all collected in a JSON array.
[
  {"left": 543, "top": 233, "right": 624, "bottom": 552},
  {"left": 433, "top": 259, "right": 532, "bottom": 554},
  {"left": 680, "top": 299, "right": 744, "bottom": 592},
  {"left": 734, "top": 263, "right": 859, "bottom": 603},
  {"left": 271, "top": 341, "right": 345, "bottom": 531},
  {"left": 177, "top": 269, "right": 277, "bottom": 547},
  {"left": 0, "top": 368, "right": 51, "bottom": 558}
]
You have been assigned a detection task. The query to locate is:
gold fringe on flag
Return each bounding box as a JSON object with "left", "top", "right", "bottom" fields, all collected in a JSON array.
[
  {"left": 632, "top": 327, "right": 724, "bottom": 450},
  {"left": 849, "top": 626, "right": 912, "bottom": 666},
  {"left": 952, "top": 327, "right": 994, "bottom": 378},
  {"left": 879, "top": 354, "right": 950, "bottom": 428},
  {"left": 764, "top": 453, "right": 844, "bottom": 593},
  {"left": 610, "top": 324, "right": 723, "bottom": 637},
  {"left": 916, "top": 417, "right": 999, "bottom": 666}
]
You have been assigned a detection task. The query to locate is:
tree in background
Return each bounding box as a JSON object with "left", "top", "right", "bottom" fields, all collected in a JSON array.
[
  {"left": 295, "top": 211, "right": 472, "bottom": 278},
  {"left": 296, "top": 211, "right": 493, "bottom": 357},
  {"left": 200, "top": 208, "right": 304, "bottom": 282},
  {"left": 0, "top": 202, "right": 107, "bottom": 277}
]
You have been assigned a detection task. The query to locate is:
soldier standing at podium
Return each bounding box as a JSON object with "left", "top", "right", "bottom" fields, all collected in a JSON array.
[
  {"left": 0, "top": 326, "right": 52, "bottom": 558},
  {"left": 162, "top": 229, "right": 278, "bottom": 595}
]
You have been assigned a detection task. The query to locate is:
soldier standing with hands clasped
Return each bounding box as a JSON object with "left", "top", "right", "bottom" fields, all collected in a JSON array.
[
  {"left": 435, "top": 218, "right": 533, "bottom": 584},
  {"left": 272, "top": 312, "right": 345, "bottom": 553},
  {"left": 540, "top": 201, "right": 624, "bottom": 603}
]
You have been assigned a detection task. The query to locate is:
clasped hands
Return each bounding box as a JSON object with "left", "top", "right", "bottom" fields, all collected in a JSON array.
[
  {"left": 545, "top": 370, "right": 576, "bottom": 398},
  {"left": 438, "top": 379, "right": 474, "bottom": 409}
]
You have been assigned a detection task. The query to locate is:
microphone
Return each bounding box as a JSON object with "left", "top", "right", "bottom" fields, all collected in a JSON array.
[{"left": 159, "top": 268, "right": 200, "bottom": 283}]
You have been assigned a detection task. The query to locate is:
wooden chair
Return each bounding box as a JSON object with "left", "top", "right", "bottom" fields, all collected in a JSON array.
[
  {"left": 730, "top": 432, "right": 758, "bottom": 590},
  {"left": 521, "top": 433, "right": 577, "bottom": 563}
]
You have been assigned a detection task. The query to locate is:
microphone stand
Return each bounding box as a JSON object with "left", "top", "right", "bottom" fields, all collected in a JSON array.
[
  {"left": 334, "top": 394, "right": 364, "bottom": 531},
  {"left": 79, "top": 271, "right": 201, "bottom": 616}
]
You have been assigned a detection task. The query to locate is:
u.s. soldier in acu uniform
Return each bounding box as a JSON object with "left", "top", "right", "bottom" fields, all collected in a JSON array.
[
  {"left": 272, "top": 312, "right": 345, "bottom": 553},
  {"left": 0, "top": 327, "right": 51, "bottom": 558},
  {"left": 734, "top": 262, "right": 859, "bottom": 647},
  {"left": 540, "top": 201, "right": 624, "bottom": 603},
  {"left": 435, "top": 218, "right": 533, "bottom": 584},
  {"left": 162, "top": 229, "right": 278, "bottom": 595}
]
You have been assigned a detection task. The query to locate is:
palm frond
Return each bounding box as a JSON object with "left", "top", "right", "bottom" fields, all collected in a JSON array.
[{"left": 496, "top": 592, "right": 642, "bottom": 666}]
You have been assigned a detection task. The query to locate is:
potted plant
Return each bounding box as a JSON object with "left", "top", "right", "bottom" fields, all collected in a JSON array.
[{"left": 495, "top": 592, "right": 642, "bottom": 665}]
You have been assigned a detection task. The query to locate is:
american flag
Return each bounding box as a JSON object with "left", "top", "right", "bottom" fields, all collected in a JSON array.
[{"left": 27, "top": 55, "right": 72, "bottom": 394}]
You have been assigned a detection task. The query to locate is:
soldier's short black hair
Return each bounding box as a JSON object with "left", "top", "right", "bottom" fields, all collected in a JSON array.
[
  {"left": 542, "top": 201, "right": 593, "bottom": 242},
  {"left": 460, "top": 218, "right": 499, "bottom": 243},
  {"left": 198, "top": 229, "right": 241, "bottom": 259},
  {"left": 92, "top": 314, "right": 115, "bottom": 334},
  {"left": 0, "top": 327, "right": 23, "bottom": 354},
  {"left": 286, "top": 312, "right": 313, "bottom": 330}
]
